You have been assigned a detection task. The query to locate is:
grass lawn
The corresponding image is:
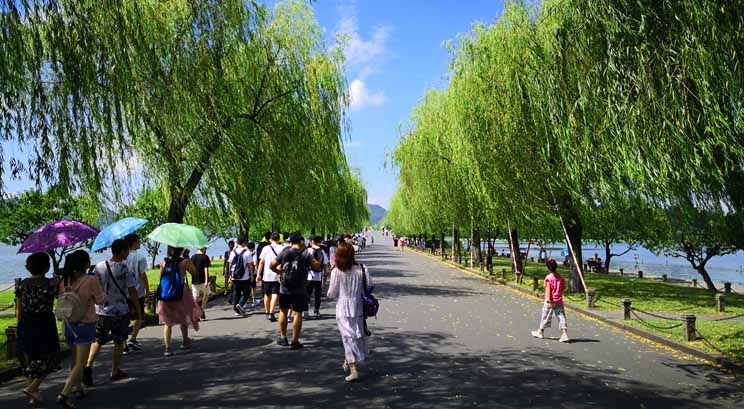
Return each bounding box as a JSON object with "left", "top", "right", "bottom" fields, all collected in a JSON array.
[
  {"left": 626, "top": 320, "right": 744, "bottom": 361},
  {"left": 455, "top": 253, "right": 744, "bottom": 315}
]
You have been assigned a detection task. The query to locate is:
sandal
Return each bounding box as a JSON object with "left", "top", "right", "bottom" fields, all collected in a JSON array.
[
  {"left": 56, "top": 393, "right": 76, "bottom": 409},
  {"left": 23, "top": 388, "right": 42, "bottom": 405},
  {"left": 71, "top": 387, "right": 87, "bottom": 400}
]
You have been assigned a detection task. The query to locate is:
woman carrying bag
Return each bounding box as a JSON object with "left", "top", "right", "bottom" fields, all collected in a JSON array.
[
  {"left": 157, "top": 246, "right": 201, "bottom": 357},
  {"left": 327, "top": 242, "right": 373, "bottom": 382}
]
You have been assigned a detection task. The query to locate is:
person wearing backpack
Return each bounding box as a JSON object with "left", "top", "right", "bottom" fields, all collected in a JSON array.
[
  {"left": 15, "top": 252, "right": 62, "bottom": 406},
  {"left": 306, "top": 236, "right": 328, "bottom": 319},
  {"left": 270, "top": 234, "right": 320, "bottom": 349},
  {"left": 57, "top": 250, "right": 103, "bottom": 408},
  {"left": 84, "top": 239, "right": 141, "bottom": 387},
  {"left": 327, "top": 241, "right": 373, "bottom": 382},
  {"left": 256, "top": 232, "right": 285, "bottom": 322},
  {"left": 230, "top": 237, "right": 253, "bottom": 317},
  {"left": 157, "top": 246, "right": 201, "bottom": 357}
]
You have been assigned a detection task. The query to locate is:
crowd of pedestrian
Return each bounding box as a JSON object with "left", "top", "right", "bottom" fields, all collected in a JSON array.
[{"left": 14, "top": 230, "right": 374, "bottom": 407}]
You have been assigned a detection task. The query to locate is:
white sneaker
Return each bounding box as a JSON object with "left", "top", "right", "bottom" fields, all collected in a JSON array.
[
  {"left": 559, "top": 334, "right": 570, "bottom": 343},
  {"left": 531, "top": 330, "right": 544, "bottom": 339}
]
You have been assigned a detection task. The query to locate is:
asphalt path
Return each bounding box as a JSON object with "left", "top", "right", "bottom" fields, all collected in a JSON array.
[{"left": 0, "top": 233, "right": 742, "bottom": 408}]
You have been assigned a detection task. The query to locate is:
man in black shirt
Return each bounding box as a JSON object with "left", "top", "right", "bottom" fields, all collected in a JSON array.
[
  {"left": 270, "top": 234, "right": 320, "bottom": 349},
  {"left": 191, "top": 247, "right": 211, "bottom": 320}
]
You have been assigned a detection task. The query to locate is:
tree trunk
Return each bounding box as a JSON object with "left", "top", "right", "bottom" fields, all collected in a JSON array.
[
  {"left": 452, "top": 228, "right": 460, "bottom": 262},
  {"left": 440, "top": 231, "right": 445, "bottom": 258},
  {"left": 48, "top": 251, "right": 61, "bottom": 275},
  {"left": 563, "top": 214, "right": 584, "bottom": 292},
  {"left": 509, "top": 228, "right": 521, "bottom": 275},
  {"left": 603, "top": 241, "right": 613, "bottom": 274},
  {"left": 472, "top": 229, "right": 481, "bottom": 267},
  {"left": 167, "top": 191, "right": 189, "bottom": 223},
  {"left": 696, "top": 266, "right": 718, "bottom": 292}
]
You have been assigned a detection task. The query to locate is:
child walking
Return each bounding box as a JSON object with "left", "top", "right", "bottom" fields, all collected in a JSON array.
[{"left": 531, "top": 259, "right": 570, "bottom": 342}]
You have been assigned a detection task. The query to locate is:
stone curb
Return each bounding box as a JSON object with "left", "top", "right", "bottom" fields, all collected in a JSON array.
[{"left": 407, "top": 248, "right": 744, "bottom": 373}]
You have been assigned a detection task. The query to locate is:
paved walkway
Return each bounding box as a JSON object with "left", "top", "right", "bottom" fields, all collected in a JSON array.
[{"left": 0, "top": 233, "right": 742, "bottom": 408}]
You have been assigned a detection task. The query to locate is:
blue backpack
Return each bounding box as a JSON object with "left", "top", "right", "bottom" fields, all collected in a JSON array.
[{"left": 158, "top": 257, "right": 184, "bottom": 301}]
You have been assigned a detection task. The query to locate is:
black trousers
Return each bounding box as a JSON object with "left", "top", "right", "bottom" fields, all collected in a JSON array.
[
  {"left": 232, "top": 280, "right": 252, "bottom": 307},
  {"left": 307, "top": 280, "right": 322, "bottom": 313}
]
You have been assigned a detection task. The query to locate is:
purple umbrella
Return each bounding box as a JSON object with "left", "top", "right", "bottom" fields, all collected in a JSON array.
[{"left": 17, "top": 220, "right": 100, "bottom": 254}]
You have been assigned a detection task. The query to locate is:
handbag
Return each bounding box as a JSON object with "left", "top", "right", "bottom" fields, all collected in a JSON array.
[
  {"left": 360, "top": 264, "right": 378, "bottom": 337},
  {"left": 105, "top": 261, "right": 137, "bottom": 321}
]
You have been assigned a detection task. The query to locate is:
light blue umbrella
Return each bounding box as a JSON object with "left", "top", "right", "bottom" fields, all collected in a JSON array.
[
  {"left": 560, "top": 249, "right": 570, "bottom": 257},
  {"left": 91, "top": 217, "right": 149, "bottom": 252}
]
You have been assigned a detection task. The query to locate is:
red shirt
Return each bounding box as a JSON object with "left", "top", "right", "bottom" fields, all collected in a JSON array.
[{"left": 544, "top": 273, "right": 566, "bottom": 304}]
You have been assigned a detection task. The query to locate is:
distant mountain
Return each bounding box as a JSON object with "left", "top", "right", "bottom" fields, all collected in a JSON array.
[{"left": 369, "top": 204, "right": 387, "bottom": 226}]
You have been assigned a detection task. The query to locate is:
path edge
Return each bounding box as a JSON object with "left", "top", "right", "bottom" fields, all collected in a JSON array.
[{"left": 408, "top": 248, "right": 743, "bottom": 373}]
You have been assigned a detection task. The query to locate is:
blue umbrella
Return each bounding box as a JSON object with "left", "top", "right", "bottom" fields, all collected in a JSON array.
[
  {"left": 560, "top": 249, "right": 570, "bottom": 257},
  {"left": 91, "top": 217, "right": 149, "bottom": 252}
]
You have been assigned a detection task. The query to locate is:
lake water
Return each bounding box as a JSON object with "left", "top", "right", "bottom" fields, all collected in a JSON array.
[
  {"left": 438, "top": 239, "right": 744, "bottom": 289},
  {"left": 0, "top": 240, "right": 233, "bottom": 285},
  {"left": 3, "top": 239, "right": 744, "bottom": 289}
]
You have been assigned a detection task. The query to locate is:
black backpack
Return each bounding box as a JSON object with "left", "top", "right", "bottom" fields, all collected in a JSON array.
[
  {"left": 231, "top": 249, "right": 248, "bottom": 280},
  {"left": 281, "top": 249, "right": 308, "bottom": 290}
]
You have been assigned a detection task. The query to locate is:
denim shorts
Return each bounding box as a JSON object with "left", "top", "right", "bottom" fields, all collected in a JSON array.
[{"left": 64, "top": 322, "right": 97, "bottom": 345}]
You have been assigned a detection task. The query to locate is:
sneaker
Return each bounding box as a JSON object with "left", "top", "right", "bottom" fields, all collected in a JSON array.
[
  {"left": 82, "top": 367, "right": 93, "bottom": 387},
  {"left": 269, "top": 314, "right": 277, "bottom": 322},
  {"left": 164, "top": 349, "right": 173, "bottom": 357},
  {"left": 531, "top": 330, "right": 544, "bottom": 339},
  {"left": 266, "top": 313, "right": 272, "bottom": 321},
  {"left": 127, "top": 339, "right": 142, "bottom": 352},
  {"left": 201, "top": 312, "right": 207, "bottom": 321},
  {"left": 345, "top": 371, "right": 359, "bottom": 382},
  {"left": 290, "top": 341, "right": 304, "bottom": 350},
  {"left": 314, "top": 311, "right": 320, "bottom": 319},
  {"left": 109, "top": 370, "right": 128, "bottom": 382},
  {"left": 234, "top": 312, "right": 242, "bottom": 317},
  {"left": 276, "top": 337, "right": 289, "bottom": 347},
  {"left": 235, "top": 304, "right": 246, "bottom": 316},
  {"left": 288, "top": 315, "right": 293, "bottom": 323},
  {"left": 559, "top": 334, "right": 570, "bottom": 343},
  {"left": 122, "top": 345, "right": 129, "bottom": 355}
]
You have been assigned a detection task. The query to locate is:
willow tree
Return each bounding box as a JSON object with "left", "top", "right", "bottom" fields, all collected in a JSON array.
[
  {"left": 554, "top": 0, "right": 744, "bottom": 213},
  {"left": 1, "top": 0, "right": 354, "bottom": 224}
]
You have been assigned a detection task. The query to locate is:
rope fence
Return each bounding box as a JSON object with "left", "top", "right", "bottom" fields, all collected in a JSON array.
[{"left": 629, "top": 310, "right": 685, "bottom": 331}]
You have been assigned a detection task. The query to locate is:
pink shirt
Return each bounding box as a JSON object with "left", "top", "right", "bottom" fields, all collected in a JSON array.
[
  {"left": 543, "top": 273, "right": 566, "bottom": 304},
  {"left": 58, "top": 275, "right": 105, "bottom": 324}
]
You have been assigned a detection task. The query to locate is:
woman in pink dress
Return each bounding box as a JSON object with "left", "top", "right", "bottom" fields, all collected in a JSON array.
[
  {"left": 158, "top": 247, "right": 201, "bottom": 356},
  {"left": 327, "top": 242, "right": 372, "bottom": 382}
]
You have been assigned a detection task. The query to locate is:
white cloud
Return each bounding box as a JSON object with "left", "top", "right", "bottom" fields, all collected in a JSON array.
[
  {"left": 338, "top": 15, "right": 389, "bottom": 70},
  {"left": 336, "top": 1, "right": 388, "bottom": 111},
  {"left": 349, "top": 79, "right": 384, "bottom": 111}
]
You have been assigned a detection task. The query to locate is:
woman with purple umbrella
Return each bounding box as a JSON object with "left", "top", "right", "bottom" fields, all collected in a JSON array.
[{"left": 16, "top": 252, "right": 62, "bottom": 405}]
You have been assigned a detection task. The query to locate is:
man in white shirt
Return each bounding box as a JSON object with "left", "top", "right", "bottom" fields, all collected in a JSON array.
[
  {"left": 84, "top": 239, "right": 141, "bottom": 386},
  {"left": 124, "top": 234, "right": 149, "bottom": 353},
  {"left": 257, "top": 232, "right": 284, "bottom": 322}
]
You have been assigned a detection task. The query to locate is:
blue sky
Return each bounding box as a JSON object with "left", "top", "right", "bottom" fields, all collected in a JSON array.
[
  {"left": 2, "top": 1, "right": 507, "bottom": 209},
  {"left": 311, "top": 0, "right": 506, "bottom": 208}
]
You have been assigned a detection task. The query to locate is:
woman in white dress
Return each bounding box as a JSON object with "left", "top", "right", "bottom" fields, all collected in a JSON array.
[{"left": 327, "top": 241, "right": 372, "bottom": 382}]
